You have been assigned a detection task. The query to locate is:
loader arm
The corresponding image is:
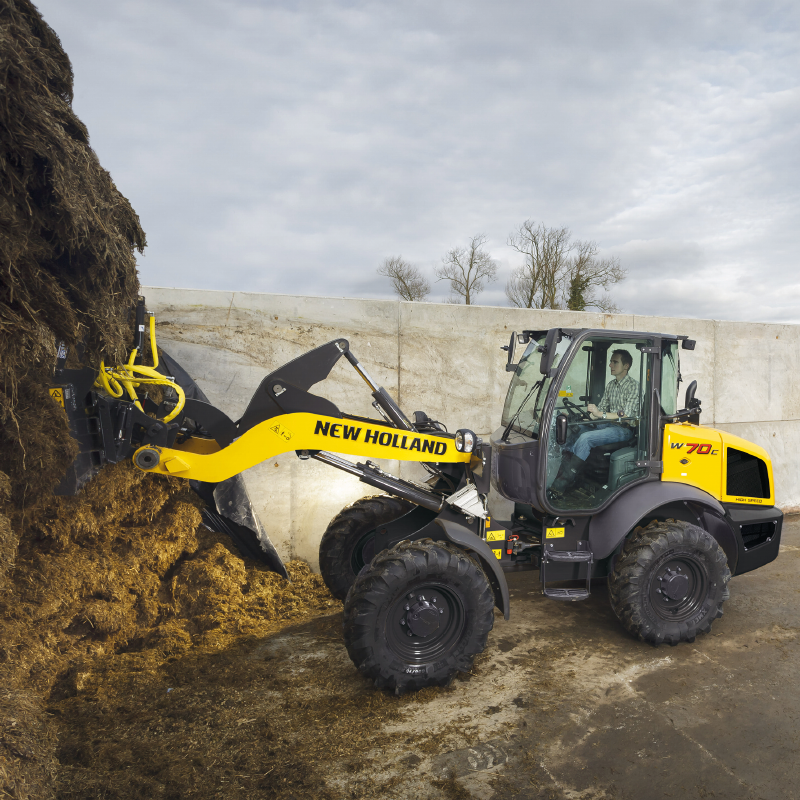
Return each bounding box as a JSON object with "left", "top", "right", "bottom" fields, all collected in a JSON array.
[
  {"left": 130, "top": 338, "right": 479, "bottom": 518},
  {"left": 129, "top": 335, "right": 475, "bottom": 482},
  {"left": 133, "top": 410, "right": 472, "bottom": 483},
  {"left": 56, "top": 314, "right": 478, "bottom": 510}
]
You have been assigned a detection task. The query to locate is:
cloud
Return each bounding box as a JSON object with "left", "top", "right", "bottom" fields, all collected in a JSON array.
[{"left": 36, "top": 0, "right": 800, "bottom": 322}]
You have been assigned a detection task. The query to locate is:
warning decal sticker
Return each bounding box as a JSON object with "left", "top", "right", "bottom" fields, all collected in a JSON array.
[{"left": 269, "top": 423, "right": 293, "bottom": 442}]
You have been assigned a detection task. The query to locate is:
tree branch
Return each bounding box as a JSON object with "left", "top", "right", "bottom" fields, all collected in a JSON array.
[
  {"left": 435, "top": 234, "right": 497, "bottom": 305},
  {"left": 377, "top": 256, "right": 431, "bottom": 301}
]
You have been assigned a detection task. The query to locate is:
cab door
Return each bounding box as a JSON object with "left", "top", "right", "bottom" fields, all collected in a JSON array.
[{"left": 543, "top": 334, "right": 656, "bottom": 512}]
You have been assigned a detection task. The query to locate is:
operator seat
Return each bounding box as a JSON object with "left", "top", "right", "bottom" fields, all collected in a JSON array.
[{"left": 583, "top": 434, "right": 637, "bottom": 489}]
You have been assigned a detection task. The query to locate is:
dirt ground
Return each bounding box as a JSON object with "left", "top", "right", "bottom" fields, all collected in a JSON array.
[{"left": 40, "top": 516, "right": 800, "bottom": 800}]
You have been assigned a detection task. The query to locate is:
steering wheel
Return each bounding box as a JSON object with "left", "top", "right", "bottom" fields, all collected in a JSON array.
[{"left": 562, "top": 397, "right": 592, "bottom": 422}]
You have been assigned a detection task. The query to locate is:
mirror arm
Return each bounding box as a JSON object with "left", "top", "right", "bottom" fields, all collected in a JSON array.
[{"left": 502, "top": 331, "right": 517, "bottom": 371}]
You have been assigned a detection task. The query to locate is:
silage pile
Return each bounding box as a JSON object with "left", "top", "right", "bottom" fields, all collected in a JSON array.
[
  {"left": 0, "top": 4, "right": 336, "bottom": 798},
  {"left": 0, "top": 0, "right": 142, "bottom": 506},
  {"left": 0, "top": 462, "right": 336, "bottom": 799}
]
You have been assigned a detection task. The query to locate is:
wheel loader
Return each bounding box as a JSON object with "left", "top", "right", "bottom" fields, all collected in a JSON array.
[
  {"left": 317, "top": 326, "right": 782, "bottom": 692},
  {"left": 52, "top": 301, "right": 782, "bottom": 694}
]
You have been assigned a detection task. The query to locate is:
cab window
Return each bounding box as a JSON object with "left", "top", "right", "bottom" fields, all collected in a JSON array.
[
  {"left": 545, "top": 336, "right": 654, "bottom": 511},
  {"left": 660, "top": 342, "right": 679, "bottom": 416}
]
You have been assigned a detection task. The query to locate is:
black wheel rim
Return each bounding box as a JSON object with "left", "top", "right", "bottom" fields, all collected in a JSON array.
[
  {"left": 384, "top": 583, "right": 466, "bottom": 665},
  {"left": 350, "top": 531, "right": 376, "bottom": 575},
  {"left": 648, "top": 554, "right": 709, "bottom": 622}
]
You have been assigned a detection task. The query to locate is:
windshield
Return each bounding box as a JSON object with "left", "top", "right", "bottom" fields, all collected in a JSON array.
[{"left": 500, "top": 332, "right": 573, "bottom": 437}]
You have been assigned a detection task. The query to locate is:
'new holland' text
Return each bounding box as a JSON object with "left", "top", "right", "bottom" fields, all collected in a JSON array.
[{"left": 313, "top": 420, "right": 447, "bottom": 455}]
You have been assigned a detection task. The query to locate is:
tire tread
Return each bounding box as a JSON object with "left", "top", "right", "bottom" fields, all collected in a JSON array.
[
  {"left": 343, "top": 539, "right": 495, "bottom": 694},
  {"left": 608, "top": 519, "right": 731, "bottom": 646}
]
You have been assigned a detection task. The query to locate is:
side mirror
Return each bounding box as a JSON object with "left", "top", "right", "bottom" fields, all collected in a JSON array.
[
  {"left": 502, "top": 332, "right": 517, "bottom": 372},
  {"left": 685, "top": 380, "right": 700, "bottom": 409},
  {"left": 556, "top": 413, "right": 568, "bottom": 445},
  {"left": 664, "top": 379, "right": 703, "bottom": 424},
  {"left": 539, "top": 328, "right": 562, "bottom": 376},
  {"left": 681, "top": 339, "right": 696, "bottom": 350},
  {"left": 683, "top": 380, "right": 702, "bottom": 424}
]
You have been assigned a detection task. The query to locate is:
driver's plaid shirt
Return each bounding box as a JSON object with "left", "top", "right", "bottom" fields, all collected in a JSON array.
[{"left": 597, "top": 374, "right": 640, "bottom": 419}]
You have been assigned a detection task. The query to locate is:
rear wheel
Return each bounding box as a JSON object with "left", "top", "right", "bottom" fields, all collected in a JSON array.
[
  {"left": 319, "top": 495, "right": 413, "bottom": 601},
  {"left": 343, "top": 540, "right": 495, "bottom": 694},
  {"left": 608, "top": 519, "right": 731, "bottom": 645}
]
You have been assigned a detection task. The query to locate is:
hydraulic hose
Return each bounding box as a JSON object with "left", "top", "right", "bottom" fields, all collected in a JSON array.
[{"left": 94, "top": 314, "right": 185, "bottom": 422}]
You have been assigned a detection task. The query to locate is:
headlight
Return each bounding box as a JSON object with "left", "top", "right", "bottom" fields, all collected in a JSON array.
[{"left": 455, "top": 429, "right": 475, "bottom": 453}]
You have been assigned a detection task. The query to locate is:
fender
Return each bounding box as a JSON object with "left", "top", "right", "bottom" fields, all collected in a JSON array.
[
  {"left": 434, "top": 517, "right": 510, "bottom": 620},
  {"left": 589, "top": 481, "right": 725, "bottom": 560}
]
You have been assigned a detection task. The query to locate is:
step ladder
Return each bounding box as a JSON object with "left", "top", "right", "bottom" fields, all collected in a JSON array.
[{"left": 541, "top": 540, "right": 593, "bottom": 601}]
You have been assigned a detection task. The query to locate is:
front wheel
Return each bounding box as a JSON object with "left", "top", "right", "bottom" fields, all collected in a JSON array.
[
  {"left": 608, "top": 519, "right": 731, "bottom": 646},
  {"left": 343, "top": 540, "right": 495, "bottom": 694}
]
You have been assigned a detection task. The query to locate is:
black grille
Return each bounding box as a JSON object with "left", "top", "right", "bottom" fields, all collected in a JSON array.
[
  {"left": 740, "top": 521, "right": 775, "bottom": 550},
  {"left": 726, "top": 448, "right": 770, "bottom": 499}
]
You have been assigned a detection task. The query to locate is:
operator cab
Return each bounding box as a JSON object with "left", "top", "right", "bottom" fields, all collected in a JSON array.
[{"left": 495, "top": 328, "right": 681, "bottom": 514}]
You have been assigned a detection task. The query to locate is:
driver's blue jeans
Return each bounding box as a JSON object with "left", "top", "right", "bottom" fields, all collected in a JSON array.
[{"left": 564, "top": 423, "right": 633, "bottom": 462}]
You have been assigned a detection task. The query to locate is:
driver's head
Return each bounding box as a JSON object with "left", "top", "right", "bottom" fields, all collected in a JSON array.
[{"left": 609, "top": 349, "right": 632, "bottom": 379}]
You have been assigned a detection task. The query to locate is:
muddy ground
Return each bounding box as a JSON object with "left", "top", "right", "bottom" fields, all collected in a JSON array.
[{"left": 42, "top": 517, "right": 800, "bottom": 800}]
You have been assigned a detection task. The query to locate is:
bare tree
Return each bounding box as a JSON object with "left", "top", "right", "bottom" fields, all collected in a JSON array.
[
  {"left": 505, "top": 221, "right": 572, "bottom": 309},
  {"left": 435, "top": 234, "right": 497, "bottom": 305},
  {"left": 505, "top": 220, "right": 626, "bottom": 311},
  {"left": 377, "top": 256, "right": 431, "bottom": 301},
  {"left": 565, "top": 240, "right": 626, "bottom": 313}
]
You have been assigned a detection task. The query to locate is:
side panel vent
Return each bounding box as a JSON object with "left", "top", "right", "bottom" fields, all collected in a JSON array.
[
  {"left": 740, "top": 521, "right": 776, "bottom": 551},
  {"left": 726, "top": 448, "right": 770, "bottom": 499}
]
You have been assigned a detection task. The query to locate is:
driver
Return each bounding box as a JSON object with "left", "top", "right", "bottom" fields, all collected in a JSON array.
[{"left": 551, "top": 349, "right": 639, "bottom": 495}]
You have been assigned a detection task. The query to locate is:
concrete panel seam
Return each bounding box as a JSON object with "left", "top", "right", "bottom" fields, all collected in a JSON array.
[{"left": 397, "top": 300, "right": 402, "bottom": 408}]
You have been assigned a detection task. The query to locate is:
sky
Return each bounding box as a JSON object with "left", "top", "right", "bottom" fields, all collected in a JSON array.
[{"left": 35, "top": 0, "right": 800, "bottom": 321}]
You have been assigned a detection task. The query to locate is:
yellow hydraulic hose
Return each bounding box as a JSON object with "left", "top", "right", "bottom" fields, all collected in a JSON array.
[
  {"left": 97, "top": 360, "right": 123, "bottom": 398},
  {"left": 149, "top": 313, "right": 159, "bottom": 370},
  {"left": 94, "top": 314, "right": 185, "bottom": 422}
]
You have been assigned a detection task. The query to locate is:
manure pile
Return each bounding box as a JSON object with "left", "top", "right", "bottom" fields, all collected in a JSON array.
[
  {"left": 0, "top": 462, "right": 337, "bottom": 799},
  {"left": 0, "top": 0, "right": 141, "bottom": 504},
  {"left": 0, "top": 3, "right": 336, "bottom": 798}
]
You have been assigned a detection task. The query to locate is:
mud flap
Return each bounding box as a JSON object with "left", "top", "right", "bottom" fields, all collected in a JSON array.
[{"left": 434, "top": 516, "right": 510, "bottom": 620}]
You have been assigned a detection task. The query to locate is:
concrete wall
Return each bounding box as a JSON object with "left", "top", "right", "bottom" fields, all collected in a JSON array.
[{"left": 143, "top": 287, "right": 800, "bottom": 569}]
